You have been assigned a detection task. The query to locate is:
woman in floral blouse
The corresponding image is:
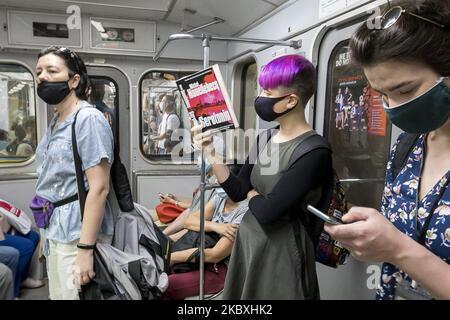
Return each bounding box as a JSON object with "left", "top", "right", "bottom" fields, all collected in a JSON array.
[{"left": 326, "top": 0, "right": 450, "bottom": 300}]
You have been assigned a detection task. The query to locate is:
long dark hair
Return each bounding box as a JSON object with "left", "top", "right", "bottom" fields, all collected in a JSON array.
[
  {"left": 350, "top": 0, "right": 450, "bottom": 76},
  {"left": 38, "top": 46, "right": 89, "bottom": 100}
]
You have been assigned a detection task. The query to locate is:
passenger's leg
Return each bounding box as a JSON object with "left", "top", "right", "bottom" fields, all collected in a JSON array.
[
  {"left": 16, "top": 230, "right": 43, "bottom": 286},
  {"left": 163, "top": 264, "right": 227, "bottom": 300},
  {"left": 47, "top": 240, "right": 79, "bottom": 300},
  {"left": 0, "top": 234, "right": 35, "bottom": 297},
  {"left": 0, "top": 263, "right": 14, "bottom": 300},
  {"left": 0, "top": 246, "right": 19, "bottom": 298}
]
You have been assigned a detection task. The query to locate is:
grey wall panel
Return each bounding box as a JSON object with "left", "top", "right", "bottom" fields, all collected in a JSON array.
[{"left": 136, "top": 174, "right": 200, "bottom": 210}]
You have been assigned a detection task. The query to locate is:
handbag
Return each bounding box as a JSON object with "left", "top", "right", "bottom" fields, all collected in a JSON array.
[
  {"left": 170, "top": 230, "right": 221, "bottom": 273},
  {"left": 155, "top": 203, "right": 184, "bottom": 224},
  {"left": 29, "top": 194, "right": 78, "bottom": 229}
]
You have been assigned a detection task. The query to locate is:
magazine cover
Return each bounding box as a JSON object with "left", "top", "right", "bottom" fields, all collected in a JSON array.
[{"left": 176, "top": 64, "right": 239, "bottom": 133}]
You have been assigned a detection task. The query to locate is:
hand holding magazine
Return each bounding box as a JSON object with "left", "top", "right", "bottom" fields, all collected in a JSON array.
[{"left": 176, "top": 64, "right": 239, "bottom": 134}]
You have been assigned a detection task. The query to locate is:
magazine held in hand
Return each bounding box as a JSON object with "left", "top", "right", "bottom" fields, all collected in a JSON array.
[{"left": 177, "top": 64, "right": 239, "bottom": 134}]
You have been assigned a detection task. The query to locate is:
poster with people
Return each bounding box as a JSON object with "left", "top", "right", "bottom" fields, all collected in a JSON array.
[{"left": 327, "top": 43, "right": 392, "bottom": 208}]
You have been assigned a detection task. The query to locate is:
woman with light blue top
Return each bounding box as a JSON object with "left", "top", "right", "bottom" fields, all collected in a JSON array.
[{"left": 33, "top": 46, "right": 114, "bottom": 300}]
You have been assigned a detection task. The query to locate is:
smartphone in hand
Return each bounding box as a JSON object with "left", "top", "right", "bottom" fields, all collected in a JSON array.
[{"left": 307, "top": 205, "right": 343, "bottom": 225}]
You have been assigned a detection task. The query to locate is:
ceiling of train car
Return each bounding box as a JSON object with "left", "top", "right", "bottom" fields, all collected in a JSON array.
[{"left": 0, "top": 0, "right": 289, "bottom": 36}]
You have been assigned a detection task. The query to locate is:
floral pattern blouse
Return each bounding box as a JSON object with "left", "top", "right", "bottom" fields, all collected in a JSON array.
[{"left": 376, "top": 134, "right": 450, "bottom": 300}]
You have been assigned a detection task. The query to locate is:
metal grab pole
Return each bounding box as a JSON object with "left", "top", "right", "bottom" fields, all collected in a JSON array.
[
  {"left": 199, "top": 34, "right": 211, "bottom": 300},
  {"left": 153, "top": 33, "right": 302, "bottom": 61}
]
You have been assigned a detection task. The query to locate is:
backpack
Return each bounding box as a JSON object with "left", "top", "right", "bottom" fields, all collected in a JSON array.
[
  {"left": 80, "top": 204, "right": 171, "bottom": 300},
  {"left": 170, "top": 230, "right": 221, "bottom": 273},
  {"left": 93, "top": 104, "right": 134, "bottom": 213},
  {"left": 256, "top": 127, "right": 349, "bottom": 268}
]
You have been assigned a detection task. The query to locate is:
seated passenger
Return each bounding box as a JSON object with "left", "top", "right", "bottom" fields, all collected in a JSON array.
[
  {"left": 0, "top": 212, "right": 43, "bottom": 298},
  {"left": 0, "top": 246, "right": 19, "bottom": 300},
  {"left": 163, "top": 166, "right": 247, "bottom": 300},
  {"left": 161, "top": 158, "right": 217, "bottom": 236}
]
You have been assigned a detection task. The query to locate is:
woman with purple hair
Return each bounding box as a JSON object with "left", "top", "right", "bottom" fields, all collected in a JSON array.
[{"left": 193, "top": 54, "right": 333, "bottom": 299}]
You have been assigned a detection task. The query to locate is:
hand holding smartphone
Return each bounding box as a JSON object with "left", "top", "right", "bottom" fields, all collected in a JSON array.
[{"left": 307, "top": 205, "right": 343, "bottom": 225}]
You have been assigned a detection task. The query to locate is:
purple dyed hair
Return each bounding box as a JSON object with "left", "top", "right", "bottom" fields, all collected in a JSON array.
[{"left": 258, "top": 54, "right": 316, "bottom": 106}]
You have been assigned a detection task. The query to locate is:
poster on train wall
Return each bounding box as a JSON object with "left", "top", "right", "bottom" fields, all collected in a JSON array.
[
  {"left": 329, "top": 44, "right": 388, "bottom": 153},
  {"left": 319, "top": 0, "right": 367, "bottom": 19}
]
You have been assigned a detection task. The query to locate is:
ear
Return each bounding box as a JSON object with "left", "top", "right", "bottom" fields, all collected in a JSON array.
[
  {"left": 286, "top": 94, "right": 301, "bottom": 109},
  {"left": 69, "top": 74, "right": 81, "bottom": 90}
]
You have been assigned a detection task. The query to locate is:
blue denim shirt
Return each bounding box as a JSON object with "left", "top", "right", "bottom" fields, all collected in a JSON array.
[{"left": 35, "top": 101, "right": 114, "bottom": 247}]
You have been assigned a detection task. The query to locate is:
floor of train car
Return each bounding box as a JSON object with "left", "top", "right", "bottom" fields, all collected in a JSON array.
[{"left": 20, "top": 279, "right": 49, "bottom": 300}]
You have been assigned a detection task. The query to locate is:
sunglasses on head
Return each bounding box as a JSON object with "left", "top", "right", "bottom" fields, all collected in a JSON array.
[
  {"left": 56, "top": 47, "right": 81, "bottom": 73},
  {"left": 375, "top": 5, "right": 450, "bottom": 31}
]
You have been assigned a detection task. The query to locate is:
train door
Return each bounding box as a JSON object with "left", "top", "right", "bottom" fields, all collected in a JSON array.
[
  {"left": 313, "top": 19, "right": 402, "bottom": 299},
  {"left": 86, "top": 66, "right": 130, "bottom": 176}
]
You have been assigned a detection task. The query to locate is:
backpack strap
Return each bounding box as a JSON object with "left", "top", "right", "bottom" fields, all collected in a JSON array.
[
  {"left": 391, "top": 133, "right": 420, "bottom": 179},
  {"left": 72, "top": 108, "right": 87, "bottom": 221},
  {"left": 287, "top": 133, "right": 331, "bottom": 169}
]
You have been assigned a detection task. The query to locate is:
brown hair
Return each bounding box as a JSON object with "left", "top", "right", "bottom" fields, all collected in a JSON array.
[{"left": 350, "top": 0, "right": 450, "bottom": 76}]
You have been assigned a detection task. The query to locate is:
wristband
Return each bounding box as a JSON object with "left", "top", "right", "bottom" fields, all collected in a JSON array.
[{"left": 77, "top": 242, "right": 96, "bottom": 250}]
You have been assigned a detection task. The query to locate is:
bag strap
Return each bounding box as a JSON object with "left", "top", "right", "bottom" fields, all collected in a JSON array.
[
  {"left": 72, "top": 109, "right": 87, "bottom": 221},
  {"left": 287, "top": 133, "right": 331, "bottom": 169},
  {"left": 391, "top": 133, "right": 420, "bottom": 179}
]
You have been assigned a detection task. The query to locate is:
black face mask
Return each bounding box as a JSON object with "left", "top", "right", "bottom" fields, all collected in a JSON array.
[
  {"left": 254, "top": 95, "right": 294, "bottom": 122},
  {"left": 37, "top": 81, "right": 71, "bottom": 105}
]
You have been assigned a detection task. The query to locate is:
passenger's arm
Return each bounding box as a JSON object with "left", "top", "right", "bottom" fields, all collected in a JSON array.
[
  {"left": 183, "top": 200, "right": 216, "bottom": 231},
  {"left": 192, "top": 125, "right": 253, "bottom": 202},
  {"left": 159, "top": 194, "right": 191, "bottom": 209},
  {"left": 325, "top": 207, "right": 450, "bottom": 300},
  {"left": 74, "top": 159, "right": 111, "bottom": 286},
  {"left": 249, "top": 148, "right": 331, "bottom": 225},
  {"left": 170, "top": 236, "right": 234, "bottom": 265},
  {"left": 163, "top": 209, "right": 190, "bottom": 236}
]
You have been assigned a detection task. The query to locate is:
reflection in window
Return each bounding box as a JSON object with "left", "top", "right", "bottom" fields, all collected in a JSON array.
[
  {"left": 87, "top": 77, "right": 119, "bottom": 149},
  {"left": 141, "top": 71, "right": 192, "bottom": 160},
  {"left": 0, "top": 64, "right": 36, "bottom": 163},
  {"left": 325, "top": 42, "right": 392, "bottom": 208}
]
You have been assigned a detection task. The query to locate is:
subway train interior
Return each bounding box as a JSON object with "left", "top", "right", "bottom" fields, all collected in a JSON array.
[{"left": 0, "top": 0, "right": 405, "bottom": 300}]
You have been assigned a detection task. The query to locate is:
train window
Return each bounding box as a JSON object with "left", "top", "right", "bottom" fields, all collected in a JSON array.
[
  {"left": 140, "top": 71, "right": 192, "bottom": 161},
  {"left": 324, "top": 41, "right": 392, "bottom": 208},
  {"left": 0, "top": 63, "right": 37, "bottom": 164},
  {"left": 87, "top": 77, "right": 119, "bottom": 150}
]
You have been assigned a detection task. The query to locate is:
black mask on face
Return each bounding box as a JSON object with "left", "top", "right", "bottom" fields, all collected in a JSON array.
[
  {"left": 254, "top": 94, "right": 295, "bottom": 122},
  {"left": 37, "top": 81, "right": 71, "bottom": 105}
]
